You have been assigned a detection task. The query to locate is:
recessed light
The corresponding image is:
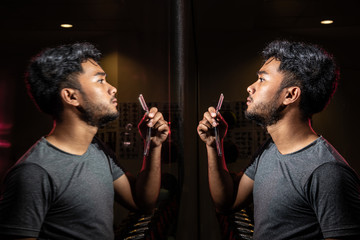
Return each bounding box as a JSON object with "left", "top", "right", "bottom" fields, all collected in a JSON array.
[
  {"left": 320, "top": 20, "right": 333, "bottom": 25},
  {"left": 61, "top": 24, "right": 73, "bottom": 28}
]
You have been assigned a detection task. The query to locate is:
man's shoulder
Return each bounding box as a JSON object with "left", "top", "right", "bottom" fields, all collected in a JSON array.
[
  {"left": 15, "top": 137, "right": 48, "bottom": 165},
  {"left": 91, "top": 136, "right": 117, "bottom": 159},
  {"left": 13, "top": 137, "right": 79, "bottom": 175}
]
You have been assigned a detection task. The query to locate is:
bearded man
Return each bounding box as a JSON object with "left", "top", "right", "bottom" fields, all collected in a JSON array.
[
  {"left": 0, "top": 43, "right": 169, "bottom": 239},
  {"left": 197, "top": 40, "right": 360, "bottom": 240}
]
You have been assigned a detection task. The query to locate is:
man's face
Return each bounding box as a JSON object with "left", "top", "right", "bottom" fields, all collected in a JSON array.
[
  {"left": 76, "top": 59, "right": 119, "bottom": 127},
  {"left": 245, "top": 58, "right": 287, "bottom": 127}
]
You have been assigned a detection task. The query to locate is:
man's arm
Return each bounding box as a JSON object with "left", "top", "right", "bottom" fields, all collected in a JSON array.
[
  {"left": 134, "top": 143, "right": 163, "bottom": 211},
  {"left": 0, "top": 164, "right": 51, "bottom": 239},
  {"left": 232, "top": 174, "right": 254, "bottom": 210},
  {"left": 114, "top": 107, "right": 169, "bottom": 212},
  {"left": 309, "top": 163, "right": 360, "bottom": 239},
  {"left": 198, "top": 107, "right": 254, "bottom": 212}
]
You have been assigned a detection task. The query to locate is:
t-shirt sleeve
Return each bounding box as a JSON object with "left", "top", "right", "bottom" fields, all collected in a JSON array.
[
  {"left": 244, "top": 159, "right": 257, "bottom": 180},
  {"left": 0, "top": 163, "right": 53, "bottom": 237},
  {"left": 109, "top": 157, "right": 124, "bottom": 181},
  {"left": 244, "top": 138, "right": 272, "bottom": 181},
  {"left": 306, "top": 162, "right": 360, "bottom": 238}
]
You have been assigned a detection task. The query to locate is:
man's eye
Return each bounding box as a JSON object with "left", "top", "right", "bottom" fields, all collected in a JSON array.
[
  {"left": 259, "top": 77, "right": 264, "bottom": 82},
  {"left": 98, "top": 79, "right": 104, "bottom": 83}
]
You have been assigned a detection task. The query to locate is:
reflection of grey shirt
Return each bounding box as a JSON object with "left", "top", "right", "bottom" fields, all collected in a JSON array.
[
  {"left": 245, "top": 136, "right": 360, "bottom": 239},
  {"left": 0, "top": 137, "right": 124, "bottom": 239}
]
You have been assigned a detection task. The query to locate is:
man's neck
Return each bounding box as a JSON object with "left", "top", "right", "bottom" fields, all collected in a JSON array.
[
  {"left": 267, "top": 117, "right": 318, "bottom": 155},
  {"left": 46, "top": 118, "right": 98, "bottom": 155}
]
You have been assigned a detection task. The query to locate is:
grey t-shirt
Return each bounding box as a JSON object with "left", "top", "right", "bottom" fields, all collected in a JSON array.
[
  {"left": 245, "top": 136, "right": 360, "bottom": 239},
  {"left": 0, "top": 137, "right": 124, "bottom": 239}
]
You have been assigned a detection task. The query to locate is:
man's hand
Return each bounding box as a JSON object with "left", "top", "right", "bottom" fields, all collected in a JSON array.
[
  {"left": 197, "top": 106, "right": 228, "bottom": 147},
  {"left": 138, "top": 107, "right": 169, "bottom": 147}
]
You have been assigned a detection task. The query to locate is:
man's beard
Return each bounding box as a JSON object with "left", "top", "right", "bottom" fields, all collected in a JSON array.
[
  {"left": 245, "top": 92, "right": 286, "bottom": 127},
  {"left": 77, "top": 98, "right": 119, "bottom": 128}
]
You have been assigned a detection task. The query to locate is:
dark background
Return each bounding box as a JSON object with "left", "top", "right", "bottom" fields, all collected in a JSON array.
[{"left": 1, "top": 1, "right": 359, "bottom": 239}]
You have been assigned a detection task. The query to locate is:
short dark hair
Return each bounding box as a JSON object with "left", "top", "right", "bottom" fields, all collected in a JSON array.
[
  {"left": 262, "top": 40, "right": 339, "bottom": 119},
  {"left": 26, "top": 42, "right": 101, "bottom": 120}
]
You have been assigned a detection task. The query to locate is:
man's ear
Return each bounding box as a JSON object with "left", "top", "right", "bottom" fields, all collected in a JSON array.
[
  {"left": 60, "top": 88, "right": 80, "bottom": 107},
  {"left": 283, "top": 86, "right": 301, "bottom": 106}
]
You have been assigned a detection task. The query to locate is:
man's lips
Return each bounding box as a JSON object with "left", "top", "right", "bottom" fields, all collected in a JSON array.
[{"left": 247, "top": 97, "right": 252, "bottom": 105}]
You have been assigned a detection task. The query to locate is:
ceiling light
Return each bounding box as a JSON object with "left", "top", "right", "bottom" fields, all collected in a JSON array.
[
  {"left": 320, "top": 20, "right": 333, "bottom": 25},
  {"left": 60, "top": 24, "right": 73, "bottom": 28}
]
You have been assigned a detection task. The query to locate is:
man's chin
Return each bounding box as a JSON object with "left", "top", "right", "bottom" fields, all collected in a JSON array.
[
  {"left": 244, "top": 111, "right": 266, "bottom": 127},
  {"left": 96, "top": 112, "right": 119, "bottom": 127},
  {"left": 244, "top": 110, "right": 255, "bottom": 121}
]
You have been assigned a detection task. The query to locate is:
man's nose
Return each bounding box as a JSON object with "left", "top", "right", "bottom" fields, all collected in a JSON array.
[
  {"left": 109, "top": 83, "right": 117, "bottom": 95},
  {"left": 247, "top": 83, "right": 255, "bottom": 94}
]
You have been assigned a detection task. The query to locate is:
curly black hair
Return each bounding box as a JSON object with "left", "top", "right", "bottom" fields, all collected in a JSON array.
[
  {"left": 26, "top": 42, "right": 101, "bottom": 120},
  {"left": 262, "top": 40, "right": 339, "bottom": 119}
]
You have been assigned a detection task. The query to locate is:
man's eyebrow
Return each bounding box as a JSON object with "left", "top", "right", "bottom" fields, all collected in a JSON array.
[
  {"left": 94, "top": 72, "right": 106, "bottom": 77},
  {"left": 257, "top": 70, "right": 268, "bottom": 76}
]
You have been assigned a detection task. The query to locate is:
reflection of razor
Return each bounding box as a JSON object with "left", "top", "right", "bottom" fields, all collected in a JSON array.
[
  {"left": 215, "top": 93, "right": 224, "bottom": 156},
  {"left": 138, "top": 94, "right": 151, "bottom": 156}
]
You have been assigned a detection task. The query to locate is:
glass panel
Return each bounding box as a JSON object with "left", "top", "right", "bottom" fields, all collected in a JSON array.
[
  {"left": 195, "top": 1, "right": 360, "bottom": 239},
  {"left": 1, "top": 1, "right": 181, "bottom": 239}
]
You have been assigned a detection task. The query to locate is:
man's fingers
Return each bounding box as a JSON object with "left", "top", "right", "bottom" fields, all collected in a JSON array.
[
  {"left": 197, "top": 121, "right": 211, "bottom": 134},
  {"left": 157, "top": 124, "right": 169, "bottom": 132},
  {"left": 203, "top": 111, "right": 218, "bottom": 128},
  {"left": 147, "top": 108, "right": 163, "bottom": 127},
  {"left": 199, "top": 119, "right": 212, "bottom": 130},
  {"left": 147, "top": 107, "right": 158, "bottom": 118},
  {"left": 153, "top": 119, "right": 168, "bottom": 130},
  {"left": 208, "top": 106, "right": 217, "bottom": 118}
]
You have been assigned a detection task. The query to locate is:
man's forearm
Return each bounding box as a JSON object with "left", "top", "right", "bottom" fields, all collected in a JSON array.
[
  {"left": 135, "top": 144, "right": 162, "bottom": 211},
  {"left": 207, "top": 145, "right": 235, "bottom": 212}
]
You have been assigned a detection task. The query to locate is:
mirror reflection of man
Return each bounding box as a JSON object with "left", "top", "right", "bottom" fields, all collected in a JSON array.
[
  {"left": 198, "top": 40, "right": 360, "bottom": 239},
  {"left": 0, "top": 43, "right": 169, "bottom": 240}
]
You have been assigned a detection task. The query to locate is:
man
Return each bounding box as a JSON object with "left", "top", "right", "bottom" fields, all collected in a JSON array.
[
  {"left": 0, "top": 42, "right": 169, "bottom": 239},
  {"left": 197, "top": 40, "right": 360, "bottom": 239}
]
